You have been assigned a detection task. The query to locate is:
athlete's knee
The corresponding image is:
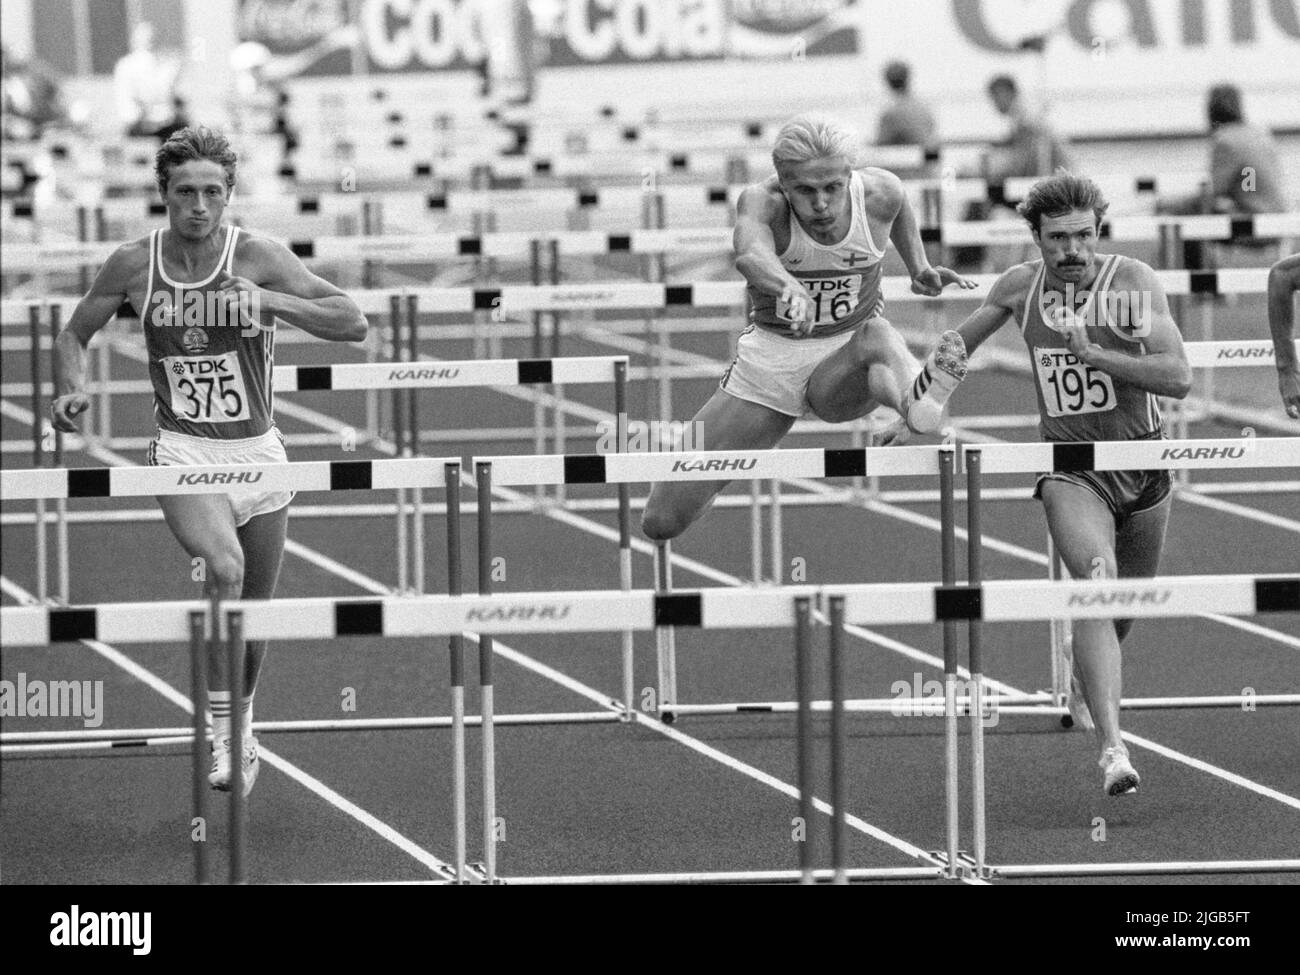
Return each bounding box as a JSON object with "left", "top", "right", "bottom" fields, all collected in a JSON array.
[
  {"left": 202, "top": 548, "right": 245, "bottom": 595},
  {"left": 851, "top": 316, "right": 893, "bottom": 363},
  {"left": 640, "top": 503, "right": 688, "bottom": 542}
]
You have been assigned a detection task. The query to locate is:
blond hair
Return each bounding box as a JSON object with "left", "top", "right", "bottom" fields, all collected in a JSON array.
[{"left": 771, "top": 114, "right": 860, "bottom": 170}]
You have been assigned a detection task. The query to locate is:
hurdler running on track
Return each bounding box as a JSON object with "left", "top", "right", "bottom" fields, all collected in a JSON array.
[
  {"left": 50, "top": 126, "right": 368, "bottom": 797},
  {"left": 906, "top": 171, "right": 1193, "bottom": 796},
  {"left": 642, "top": 114, "right": 976, "bottom": 542}
]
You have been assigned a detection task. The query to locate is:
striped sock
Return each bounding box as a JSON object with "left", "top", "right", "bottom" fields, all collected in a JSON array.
[
  {"left": 906, "top": 330, "right": 968, "bottom": 433},
  {"left": 209, "top": 691, "right": 232, "bottom": 742},
  {"left": 240, "top": 694, "right": 255, "bottom": 739}
]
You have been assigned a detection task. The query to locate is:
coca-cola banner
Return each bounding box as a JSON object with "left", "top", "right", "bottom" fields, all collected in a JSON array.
[{"left": 236, "top": 0, "right": 860, "bottom": 75}]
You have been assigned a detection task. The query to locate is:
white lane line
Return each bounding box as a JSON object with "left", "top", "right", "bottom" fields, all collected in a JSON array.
[
  {"left": 283, "top": 526, "right": 965, "bottom": 878},
  {"left": 1120, "top": 730, "right": 1300, "bottom": 811},
  {"left": 42, "top": 343, "right": 1296, "bottom": 822},
  {"left": 0, "top": 576, "right": 454, "bottom": 879},
  {"left": 485, "top": 485, "right": 1300, "bottom": 815},
  {"left": 1177, "top": 489, "right": 1300, "bottom": 535},
  {"left": 1200, "top": 613, "right": 1300, "bottom": 651},
  {"left": 260, "top": 377, "right": 1300, "bottom": 814}
]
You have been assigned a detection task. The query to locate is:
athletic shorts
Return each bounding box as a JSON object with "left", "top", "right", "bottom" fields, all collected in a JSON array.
[
  {"left": 148, "top": 427, "right": 294, "bottom": 528},
  {"left": 719, "top": 324, "right": 856, "bottom": 418},
  {"left": 1034, "top": 460, "right": 1172, "bottom": 525}
]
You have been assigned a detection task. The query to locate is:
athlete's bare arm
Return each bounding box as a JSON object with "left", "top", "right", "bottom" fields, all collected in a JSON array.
[
  {"left": 733, "top": 182, "right": 816, "bottom": 336},
  {"left": 1060, "top": 259, "right": 1192, "bottom": 400},
  {"left": 1266, "top": 253, "right": 1300, "bottom": 418},
  {"left": 51, "top": 241, "right": 149, "bottom": 432},
  {"left": 219, "top": 235, "right": 368, "bottom": 342},
  {"left": 866, "top": 168, "right": 977, "bottom": 297},
  {"left": 954, "top": 263, "right": 1033, "bottom": 355}
]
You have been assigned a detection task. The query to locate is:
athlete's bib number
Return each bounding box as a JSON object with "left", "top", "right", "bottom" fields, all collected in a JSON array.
[
  {"left": 163, "top": 353, "right": 250, "bottom": 423},
  {"left": 781, "top": 275, "right": 860, "bottom": 326},
  {"left": 1034, "top": 348, "right": 1115, "bottom": 417}
]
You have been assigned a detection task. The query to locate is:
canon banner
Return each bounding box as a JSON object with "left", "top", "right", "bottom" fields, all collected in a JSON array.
[{"left": 236, "top": 0, "right": 860, "bottom": 74}]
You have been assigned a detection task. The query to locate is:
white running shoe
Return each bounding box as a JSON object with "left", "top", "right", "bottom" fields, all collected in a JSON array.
[
  {"left": 1099, "top": 744, "right": 1140, "bottom": 796},
  {"left": 903, "top": 330, "right": 969, "bottom": 433},
  {"left": 210, "top": 734, "right": 260, "bottom": 798}
]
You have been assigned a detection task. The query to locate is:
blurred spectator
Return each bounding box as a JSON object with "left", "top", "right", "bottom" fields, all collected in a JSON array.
[
  {"left": 229, "top": 41, "right": 299, "bottom": 165},
  {"left": 114, "top": 22, "right": 183, "bottom": 140},
  {"left": 1160, "top": 84, "right": 1289, "bottom": 216},
  {"left": 2, "top": 44, "right": 66, "bottom": 141},
  {"left": 984, "top": 74, "right": 1071, "bottom": 179},
  {"left": 1157, "top": 84, "right": 1290, "bottom": 267},
  {"left": 876, "top": 60, "right": 936, "bottom": 150}
]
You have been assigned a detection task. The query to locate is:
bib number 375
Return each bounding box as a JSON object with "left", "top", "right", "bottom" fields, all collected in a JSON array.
[{"left": 163, "top": 353, "right": 251, "bottom": 423}]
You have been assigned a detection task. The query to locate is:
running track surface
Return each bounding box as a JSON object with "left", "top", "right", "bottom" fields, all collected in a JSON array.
[{"left": 2, "top": 276, "right": 1297, "bottom": 885}]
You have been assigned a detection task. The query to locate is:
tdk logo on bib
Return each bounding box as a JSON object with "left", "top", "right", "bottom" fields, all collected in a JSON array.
[{"left": 171, "top": 359, "right": 232, "bottom": 376}]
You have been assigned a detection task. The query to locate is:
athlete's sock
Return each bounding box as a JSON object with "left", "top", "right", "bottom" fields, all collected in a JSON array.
[
  {"left": 905, "top": 330, "right": 968, "bottom": 433},
  {"left": 240, "top": 693, "right": 255, "bottom": 739},
  {"left": 209, "top": 691, "right": 232, "bottom": 743}
]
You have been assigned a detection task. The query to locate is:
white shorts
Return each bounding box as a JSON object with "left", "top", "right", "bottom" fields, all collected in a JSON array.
[
  {"left": 719, "top": 324, "right": 856, "bottom": 418},
  {"left": 148, "top": 427, "right": 294, "bottom": 528}
]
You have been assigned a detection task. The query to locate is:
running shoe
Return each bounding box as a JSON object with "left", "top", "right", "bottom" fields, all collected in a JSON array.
[
  {"left": 210, "top": 734, "right": 260, "bottom": 797},
  {"left": 1100, "top": 744, "right": 1140, "bottom": 796}
]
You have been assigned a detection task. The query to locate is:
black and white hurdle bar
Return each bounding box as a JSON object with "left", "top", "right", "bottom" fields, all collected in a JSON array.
[
  {"left": 8, "top": 339, "right": 629, "bottom": 602},
  {"left": 5, "top": 577, "right": 1296, "bottom": 884},
  {"left": 9, "top": 212, "right": 1298, "bottom": 272},
  {"left": 5, "top": 266, "right": 1287, "bottom": 329},
  {"left": 472, "top": 445, "right": 949, "bottom": 722},
  {"left": 966, "top": 436, "right": 1300, "bottom": 722}
]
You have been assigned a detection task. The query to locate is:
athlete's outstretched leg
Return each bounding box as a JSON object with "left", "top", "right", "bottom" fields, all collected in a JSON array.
[
  {"left": 1113, "top": 494, "right": 1172, "bottom": 643},
  {"left": 236, "top": 502, "right": 290, "bottom": 694},
  {"left": 1040, "top": 479, "right": 1140, "bottom": 796},
  {"left": 805, "top": 316, "right": 919, "bottom": 423},
  {"left": 641, "top": 389, "right": 795, "bottom": 541}
]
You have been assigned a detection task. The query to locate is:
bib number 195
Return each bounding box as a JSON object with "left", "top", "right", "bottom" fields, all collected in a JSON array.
[{"left": 1036, "top": 351, "right": 1115, "bottom": 417}]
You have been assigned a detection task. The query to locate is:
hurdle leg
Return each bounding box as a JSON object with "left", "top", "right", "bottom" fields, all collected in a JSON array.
[
  {"left": 444, "top": 462, "right": 467, "bottom": 882},
  {"left": 750, "top": 480, "right": 763, "bottom": 584},
  {"left": 365, "top": 318, "right": 380, "bottom": 444},
  {"left": 938, "top": 447, "right": 960, "bottom": 879},
  {"left": 828, "top": 595, "right": 847, "bottom": 885},
  {"left": 794, "top": 595, "right": 815, "bottom": 884},
  {"left": 28, "top": 304, "right": 48, "bottom": 603},
  {"left": 653, "top": 540, "right": 678, "bottom": 721},
  {"left": 225, "top": 607, "right": 247, "bottom": 885},
  {"left": 615, "top": 362, "right": 635, "bottom": 720},
  {"left": 476, "top": 462, "right": 498, "bottom": 883},
  {"left": 768, "top": 479, "right": 784, "bottom": 585},
  {"left": 96, "top": 336, "right": 112, "bottom": 445},
  {"left": 966, "top": 449, "right": 989, "bottom": 878},
  {"left": 188, "top": 610, "right": 210, "bottom": 885},
  {"left": 49, "top": 305, "right": 69, "bottom": 603}
]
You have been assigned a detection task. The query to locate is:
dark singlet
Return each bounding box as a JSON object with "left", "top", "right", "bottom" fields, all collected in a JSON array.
[
  {"left": 141, "top": 226, "right": 275, "bottom": 440},
  {"left": 1019, "top": 254, "right": 1163, "bottom": 443}
]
